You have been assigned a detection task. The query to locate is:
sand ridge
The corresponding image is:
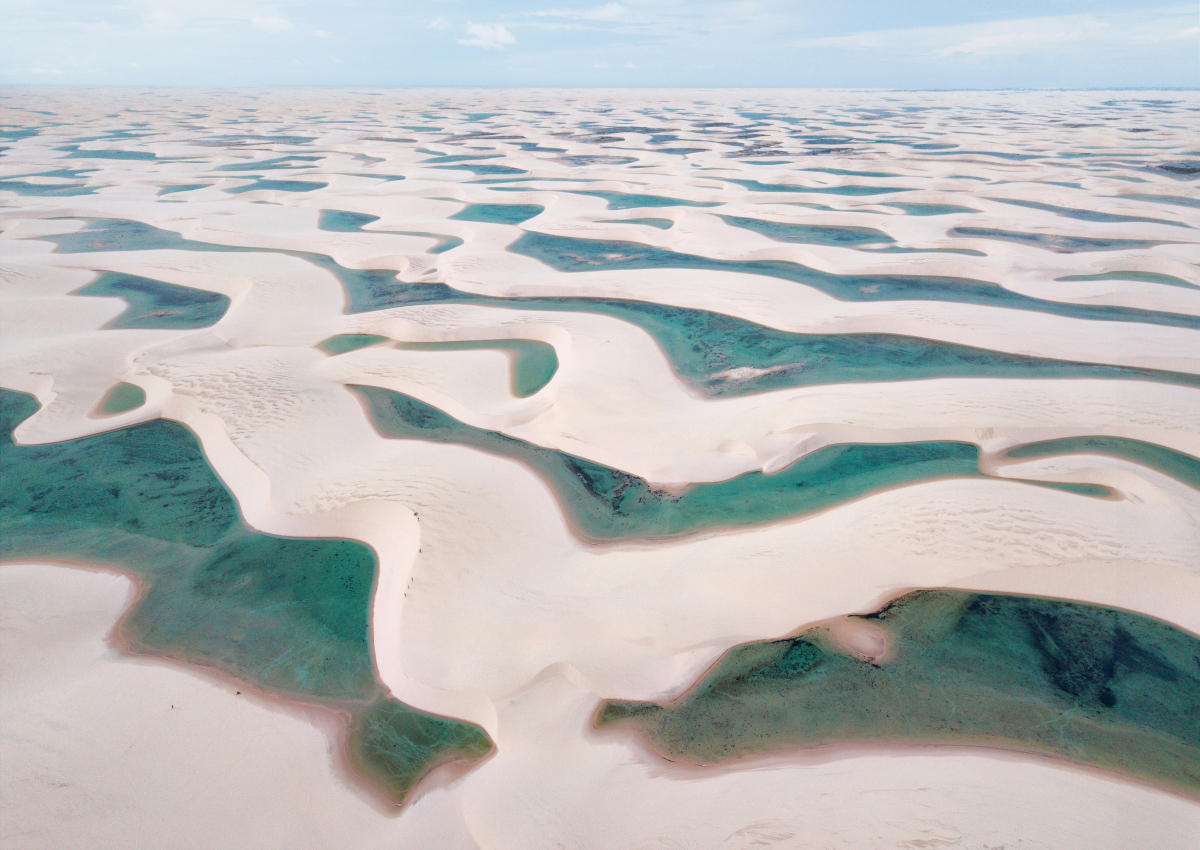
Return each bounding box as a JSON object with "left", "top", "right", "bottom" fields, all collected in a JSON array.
[{"left": 3, "top": 87, "right": 1199, "bottom": 848}]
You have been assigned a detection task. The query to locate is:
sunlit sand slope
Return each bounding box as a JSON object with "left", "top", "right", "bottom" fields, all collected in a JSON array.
[{"left": 2, "top": 87, "right": 1198, "bottom": 847}]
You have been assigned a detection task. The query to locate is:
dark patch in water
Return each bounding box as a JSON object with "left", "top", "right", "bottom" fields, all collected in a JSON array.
[
  {"left": 352, "top": 384, "right": 987, "bottom": 543},
  {"left": 596, "top": 589, "right": 1200, "bottom": 795}
]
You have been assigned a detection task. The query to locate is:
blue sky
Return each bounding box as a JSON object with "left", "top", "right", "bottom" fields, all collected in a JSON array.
[{"left": 1, "top": 1, "right": 1196, "bottom": 88}]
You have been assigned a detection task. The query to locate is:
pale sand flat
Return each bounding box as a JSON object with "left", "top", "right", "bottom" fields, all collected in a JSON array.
[
  {"left": 2, "top": 88, "right": 1198, "bottom": 846},
  {"left": 0, "top": 564, "right": 397, "bottom": 850},
  {"left": 5, "top": 563, "right": 1197, "bottom": 850}
]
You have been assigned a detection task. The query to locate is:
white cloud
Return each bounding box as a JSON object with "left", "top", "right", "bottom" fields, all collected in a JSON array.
[
  {"left": 251, "top": 16, "right": 294, "bottom": 35},
  {"left": 458, "top": 21, "right": 516, "bottom": 50},
  {"left": 314, "top": 29, "right": 326, "bottom": 38},
  {"left": 428, "top": 17, "right": 450, "bottom": 30}
]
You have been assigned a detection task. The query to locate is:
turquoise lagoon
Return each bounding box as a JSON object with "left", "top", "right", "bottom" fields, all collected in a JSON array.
[
  {"left": 596, "top": 589, "right": 1200, "bottom": 795},
  {"left": 1003, "top": 436, "right": 1200, "bottom": 490},
  {"left": 354, "top": 384, "right": 989, "bottom": 544},
  {"left": 316, "top": 210, "right": 464, "bottom": 254},
  {"left": 507, "top": 230, "right": 1200, "bottom": 330},
  {"left": 949, "top": 226, "right": 1179, "bottom": 254},
  {"left": 94, "top": 382, "right": 146, "bottom": 416},
  {"left": 74, "top": 271, "right": 231, "bottom": 330},
  {"left": 398, "top": 339, "right": 558, "bottom": 398},
  {"left": 0, "top": 388, "right": 492, "bottom": 802},
  {"left": 37, "top": 219, "right": 1200, "bottom": 399},
  {"left": 1056, "top": 271, "right": 1198, "bottom": 291}
]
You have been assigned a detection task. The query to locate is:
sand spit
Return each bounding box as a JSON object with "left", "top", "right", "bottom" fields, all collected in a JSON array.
[{"left": 2, "top": 88, "right": 1198, "bottom": 847}]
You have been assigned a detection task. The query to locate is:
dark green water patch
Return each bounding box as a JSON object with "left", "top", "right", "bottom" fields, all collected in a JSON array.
[
  {"left": 398, "top": 339, "right": 559, "bottom": 397},
  {"left": 421, "top": 153, "right": 505, "bottom": 165},
  {"left": 318, "top": 210, "right": 381, "bottom": 232},
  {"left": 95, "top": 382, "right": 146, "bottom": 416},
  {"left": 343, "top": 172, "right": 406, "bottom": 182},
  {"left": 1027, "top": 480, "right": 1116, "bottom": 498},
  {"left": 949, "top": 227, "right": 1177, "bottom": 254},
  {"left": 1056, "top": 271, "right": 1198, "bottom": 291},
  {"left": 989, "top": 198, "right": 1188, "bottom": 228},
  {"left": 319, "top": 334, "right": 390, "bottom": 355},
  {"left": 65, "top": 149, "right": 157, "bottom": 161},
  {"left": 350, "top": 697, "right": 494, "bottom": 801},
  {"left": 214, "top": 155, "right": 323, "bottom": 172},
  {"left": 1002, "top": 436, "right": 1200, "bottom": 490},
  {"left": 783, "top": 202, "right": 839, "bottom": 212},
  {"left": 317, "top": 210, "right": 464, "bottom": 254},
  {"left": 569, "top": 191, "right": 722, "bottom": 210},
  {"left": 0, "top": 180, "right": 95, "bottom": 197},
  {"left": 719, "top": 215, "right": 894, "bottom": 247},
  {"left": 508, "top": 230, "right": 1200, "bottom": 330},
  {"left": 595, "top": 589, "right": 1200, "bottom": 795},
  {"left": 433, "top": 163, "right": 526, "bottom": 176},
  {"left": 883, "top": 203, "right": 980, "bottom": 216},
  {"left": 607, "top": 218, "right": 674, "bottom": 229},
  {"left": 158, "top": 183, "right": 211, "bottom": 196},
  {"left": 0, "top": 388, "right": 492, "bottom": 803},
  {"left": 449, "top": 204, "right": 544, "bottom": 225},
  {"left": 227, "top": 178, "right": 328, "bottom": 194},
  {"left": 350, "top": 384, "right": 985, "bottom": 543},
  {"left": 804, "top": 167, "right": 898, "bottom": 178},
  {"left": 73, "top": 272, "right": 230, "bottom": 330}
]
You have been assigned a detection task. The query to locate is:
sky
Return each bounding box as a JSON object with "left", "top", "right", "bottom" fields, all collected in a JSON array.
[{"left": 1, "top": 0, "right": 1196, "bottom": 88}]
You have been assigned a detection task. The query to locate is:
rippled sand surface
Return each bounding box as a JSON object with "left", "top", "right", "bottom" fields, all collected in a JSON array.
[{"left": 2, "top": 88, "right": 1199, "bottom": 849}]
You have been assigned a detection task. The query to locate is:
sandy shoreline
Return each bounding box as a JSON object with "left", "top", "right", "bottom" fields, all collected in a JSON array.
[{"left": 3, "top": 88, "right": 1198, "bottom": 848}]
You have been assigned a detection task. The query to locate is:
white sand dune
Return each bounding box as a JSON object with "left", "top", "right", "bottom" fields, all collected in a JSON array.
[{"left": 2, "top": 88, "right": 1198, "bottom": 847}]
